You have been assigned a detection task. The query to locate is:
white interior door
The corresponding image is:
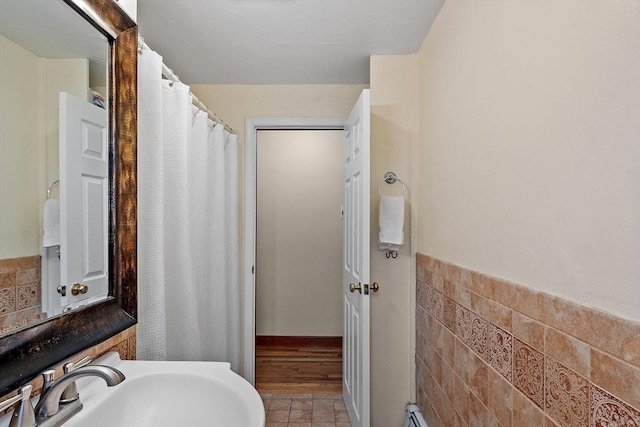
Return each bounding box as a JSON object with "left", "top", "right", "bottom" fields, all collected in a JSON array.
[
  {"left": 343, "top": 89, "right": 370, "bottom": 427},
  {"left": 59, "top": 92, "right": 108, "bottom": 306}
]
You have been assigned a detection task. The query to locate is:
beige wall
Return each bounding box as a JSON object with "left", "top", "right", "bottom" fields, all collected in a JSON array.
[
  {"left": 192, "top": 84, "right": 367, "bottom": 232},
  {"left": 416, "top": 0, "right": 640, "bottom": 321},
  {"left": 368, "top": 55, "right": 419, "bottom": 426},
  {"left": 0, "top": 35, "right": 41, "bottom": 258},
  {"left": 43, "top": 58, "right": 90, "bottom": 188},
  {"left": 0, "top": 33, "right": 90, "bottom": 259},
  {"left": 256, "top": 130, "right": 343, "bottom": 336},
  {"left": 191, "top": 85, "right": 366, "bottom": 271},
  {"left": 191, "top": 85, "right": 368, "bottom": 158}
]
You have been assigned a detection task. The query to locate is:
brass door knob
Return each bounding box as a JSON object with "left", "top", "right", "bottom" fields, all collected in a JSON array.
[
  {"left": 349, "top": 282, "right": 362, "bottom": 294},
  {"left": 71, "top": 283, "right": 88, "bottom": 296},
  {"left": 371, "top": 282, "right": 380, "bottom": 292}
]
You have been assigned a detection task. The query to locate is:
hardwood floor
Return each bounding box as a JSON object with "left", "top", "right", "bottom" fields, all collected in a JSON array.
[{"left": 256, "top": 336, "right": 343, "bottom": 394}]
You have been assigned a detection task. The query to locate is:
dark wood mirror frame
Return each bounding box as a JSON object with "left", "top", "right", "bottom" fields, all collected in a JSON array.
[{"left": 0, "top": 0, "right": 137, "bottom": 395}]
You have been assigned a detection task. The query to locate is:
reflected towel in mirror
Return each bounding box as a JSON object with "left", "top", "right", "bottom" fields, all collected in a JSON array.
[
  {"left": 42, "top": 198, "right": 60, "bottom": 247},
  {"left": 378, "top": 195, "right": 404, "bottom": 251}
]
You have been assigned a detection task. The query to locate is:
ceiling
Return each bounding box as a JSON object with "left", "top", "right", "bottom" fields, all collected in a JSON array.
[
  {"left": 137, "top": 0, "right": 445, "bottom": 85},
  {"left": 0, "top": 0, "right": 109, "bottom": 86}
]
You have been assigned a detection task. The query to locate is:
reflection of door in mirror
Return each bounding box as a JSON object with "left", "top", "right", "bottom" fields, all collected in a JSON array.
[
  {"left": 59, "top": 92, "right": 108, "bottom": 309},
  {"left": 0, "top": 1, "right": 109, "bottom": 336}
]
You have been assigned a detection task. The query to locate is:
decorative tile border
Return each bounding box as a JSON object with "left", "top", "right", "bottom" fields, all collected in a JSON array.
[
  {"left": 0, "top": 288, "right": 15, "bottom": 314},
  {"left": 416, "top": 253, "right": 640, "bottom": 427},
  {"left": 545, "top": 356, "right": 589, "bottom": 427},
  {"left": 470, "top": 312, "right": 488, "bottom": 361},
  {"left": 514, "top": 338, "right": 545, "bottom": 409},
  {"left": 487, "top": 323, "right": 512, "bottom": 382},
  {"left": 591, "top": 385, "right": 640, "bottom": 427},
  {"left": 16, "top": 282, "right": 39, "bottom": 311},
  {"left": 0, "top": 256, "right": 41, "bottom": 315},
  {"left": 0, "top": 256, "right": 42, "bottom": 335}
]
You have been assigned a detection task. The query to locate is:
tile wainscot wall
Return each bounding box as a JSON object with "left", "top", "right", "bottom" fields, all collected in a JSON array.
[
  {"left": 0, "top": 256, "right": 44, "bottom": 335},
  {"left": 416, "top": 253, "right": 640, "bottom": 427}
]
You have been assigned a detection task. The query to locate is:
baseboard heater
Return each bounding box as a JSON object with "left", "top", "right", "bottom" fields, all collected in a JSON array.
[{"left": 404, "top": 404, "right": 428, "bottom": 427}]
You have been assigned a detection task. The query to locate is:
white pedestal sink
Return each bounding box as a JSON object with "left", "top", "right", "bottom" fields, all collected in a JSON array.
[{"left": 59, "top": 352, "right": 265, "bottom": 427}]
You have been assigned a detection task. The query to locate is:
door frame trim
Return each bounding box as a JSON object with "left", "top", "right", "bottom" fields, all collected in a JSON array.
[{"left": 243, "top": 117, "right": 346, "bottom": 385}]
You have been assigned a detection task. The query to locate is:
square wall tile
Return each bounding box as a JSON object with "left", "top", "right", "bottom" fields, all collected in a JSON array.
[
  {"left": 442, "top": 327, "right": 455, "bottom": 368},
  {"left": 470, "top": 312, "right": 488, "bottom": 361},
  {"left": 591, "top": 384, "right": 640, "bottom": 427},
  {"left": 545, "top": 326, "right": 590, "bottom": 378},
  {"left": 17, "top": 256, "right": 40, "bottom": 270},
  {"left": 16, "top": 269, "right": 39, "bottom": 285},
  {"left": 513, "top": 338, "right": 545, "bottom": 409},
  {"left": 417, "top": 265, "right": 428, "bottom": 283},
  {"left": 487, "top": 367, "right": 513, "bottom": 427},
  {"left": 471, "top": 291, "right": 513, "bottom": 333},
  {"left": 417, "top": 305, "right": 428, "bottom": 337},
  {"left": 109, "top": 339, "right": 129, "bottom": 360},
  {"left": 469, "top": 392, "right": 489, "bottom": 426},
  {"left": 0, "top": 272, "right": 16, "bottom": 289},
  {"left": 545, "top": 356, "right": 589, "bottom": 427},
  {"left": 127, "top": 335, "right": 137, "bottom": 360},
  {"left": 454, "top": 373, "right": 470, "bottom": 421},
  {"left": 0, "top": 288, "right": 16, "bottom": 314},
  {"left": 428, "top": 287, "right": 444, "bottom": 322},
  {"left": 417, "top": 279, "right": 429, "bottom": 309},
  {"left": 487, "top": 323, "right": 513, "bottom": 381},
  {"left": 590, "top": 348, "right": 640, "bottom": 410},
  {"left": 512, "top": 311, "right": 545, "bottom": 352},
  {"left": 443, "top": 297, "right": 456, "bottom": 332},
  {"left": 16, "top": 283, "right": 39, "bottom": 310},
  {"left": 468, "top": 351, "right": 488, "bottom": 405},
  {"left": 514, "top": 390, "right": 544, "bottom": 426},
  {"left": 454, "top": 338, "right": 471, "bottom": 384},
  {"left": 456, "top": 304, "right": 472, "bottom": 346}
]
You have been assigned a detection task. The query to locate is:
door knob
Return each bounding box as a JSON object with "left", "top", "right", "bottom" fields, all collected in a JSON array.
[
  {"left": 349, "top": 282, "right": 362, "bottom": 294},
  {"left": 371, "top": 282, "right": 380, "bottom": 292},
  {"left": 71, "top": 283, "right": 88, "bottom": 296}
]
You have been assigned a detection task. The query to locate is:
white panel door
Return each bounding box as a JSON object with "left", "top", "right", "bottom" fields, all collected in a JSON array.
[
  {"left": 59, "top": 92, "right": 108, "bottom": 305},
  {"left": 343, "top": 89, "right": 370, "bottom": 427}
]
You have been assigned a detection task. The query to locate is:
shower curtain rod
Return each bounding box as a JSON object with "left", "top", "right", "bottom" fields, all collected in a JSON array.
[{"left": 138, "top": 36, "right": 235, "bottom": 134}]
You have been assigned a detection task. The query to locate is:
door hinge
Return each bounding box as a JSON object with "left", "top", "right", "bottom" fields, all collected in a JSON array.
[{"left": 252, "top": 265, "right": 255, "bottom": 274}]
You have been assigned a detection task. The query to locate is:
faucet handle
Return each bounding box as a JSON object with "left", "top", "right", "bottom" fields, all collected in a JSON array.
[
  {"left": 41, "top": 369, "right": 56, "bottom": 395},
  {"left": 64, "top": 356, "right": 93, "bottom": 373},
  {"left": 60, "top": 356, "right": 93, "bottom": 403},
  {"left": 0, "top": 385, "right": 36, "bottom": 427}
]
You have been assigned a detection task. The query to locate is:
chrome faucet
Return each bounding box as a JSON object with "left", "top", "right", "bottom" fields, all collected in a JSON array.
[
  {"left": 0, "top": 385, "right": 35, "bottom": 427},
  {"left": 33, "top": 365, "right": 125, "bottom": 427}
]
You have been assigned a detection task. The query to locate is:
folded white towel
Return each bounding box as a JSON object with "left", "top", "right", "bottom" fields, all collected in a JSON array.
[
  {"left": 378, "top": 195, "right": 404, "bottom": 250},
  {"left": 42, "top": 198, "right": 60, "bottom": 247}
]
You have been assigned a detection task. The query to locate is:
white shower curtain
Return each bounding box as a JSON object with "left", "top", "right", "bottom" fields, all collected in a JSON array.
[{"left": 137, "top": 47, "right": 240, "bottom": 370}]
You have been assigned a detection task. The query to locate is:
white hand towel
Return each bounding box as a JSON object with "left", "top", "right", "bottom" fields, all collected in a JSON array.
[
  {"left": 378, "top": 195, "right": 404, "bottom": 250},
  {"left": 42, "top": 198, "right": 60, "bottom": 247}
]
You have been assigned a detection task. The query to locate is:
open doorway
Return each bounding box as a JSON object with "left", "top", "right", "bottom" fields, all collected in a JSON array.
[
  {"left": 246, "top": 91, "right": 370, "bottom": 427},
  {"left": 255, "top": 129, "right": 344, "bottom": 394}
]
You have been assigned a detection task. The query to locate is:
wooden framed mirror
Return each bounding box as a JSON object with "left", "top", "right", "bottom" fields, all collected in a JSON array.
[{"left": 0, "top": 0, "right": 137, "bottom": 395}]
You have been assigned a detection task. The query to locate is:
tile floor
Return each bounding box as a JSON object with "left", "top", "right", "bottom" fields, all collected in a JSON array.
[{"left": 261, "top": 393, "right": 352, "bottom": 427}]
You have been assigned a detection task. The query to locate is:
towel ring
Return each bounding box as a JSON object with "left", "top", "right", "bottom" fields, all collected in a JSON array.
[
  {"left": 377, "top": 172, "right": 407, "bottom": 197},
  {"left": 47, "top": 180, "right": 60, "bottom": 199}
]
